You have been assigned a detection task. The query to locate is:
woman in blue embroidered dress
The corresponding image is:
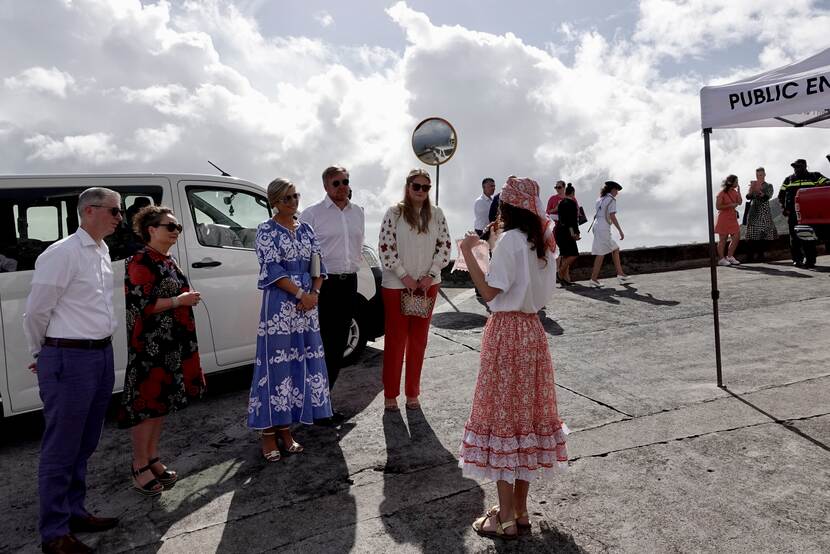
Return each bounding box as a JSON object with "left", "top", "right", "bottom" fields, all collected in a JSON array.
[{"left": 247, "top": 178, "right": 333, "bottom": 462}]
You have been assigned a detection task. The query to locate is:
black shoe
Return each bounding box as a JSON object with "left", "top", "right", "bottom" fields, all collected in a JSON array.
[
  {"left": 805, "top": 261, "right": 816, "bottom": 269},
  {"left": 793, "top": 261, "right": 804, "bottom": 267},
  {"left": 315, "top": 411, "right": 347, "bottom": 427},
  {"left": 69, "top": 514, "right": 119, "bottom": 533},
  {"left": 42, "top": 533, "right": 93, "bottom": 554}
]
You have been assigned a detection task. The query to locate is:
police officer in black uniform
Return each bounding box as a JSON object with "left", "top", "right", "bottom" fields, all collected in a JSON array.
[{"left": 778, "top": 158, "right": 828, "bottom": 268}]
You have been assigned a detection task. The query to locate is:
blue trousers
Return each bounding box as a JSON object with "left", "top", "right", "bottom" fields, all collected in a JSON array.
[{"left": 37, "top": 344, "right": 114, "bottom": 542}]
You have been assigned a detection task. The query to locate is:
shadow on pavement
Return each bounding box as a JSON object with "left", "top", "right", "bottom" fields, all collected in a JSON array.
[
  {"left": 431, "top": 311, "right": 488, "bottom": 330},
  {"left": 380, "top": 408, "right": 485, "bottom": 551},
  {"left": 538, "top": 309, "right": 564, "bottom": 335},
  {"left": 566, "top": 282, "right": 681, "bottom": 307},
  {"left": 733, "top": 264, "right": 814, "bottom": 278},
  {"left": 722, "top": 387, "right": 830, "bottom": 453}
]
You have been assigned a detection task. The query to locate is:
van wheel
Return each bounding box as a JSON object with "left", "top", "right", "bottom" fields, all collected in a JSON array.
[{"left": 342, "top": 314, "right": 368, "bottom": 367}]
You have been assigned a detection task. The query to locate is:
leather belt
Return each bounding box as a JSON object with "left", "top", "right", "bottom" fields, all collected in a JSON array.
[
  {"left": 44, "top": 336, "right": 112, "bottom": 349},
  {"left": 329, "top": 273, "right": 357, "bottom": 280}
]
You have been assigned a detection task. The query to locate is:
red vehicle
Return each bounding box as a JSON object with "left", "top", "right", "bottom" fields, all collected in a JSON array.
[{"left": 794, "top": 155, "right": 830, "bottom": 242}]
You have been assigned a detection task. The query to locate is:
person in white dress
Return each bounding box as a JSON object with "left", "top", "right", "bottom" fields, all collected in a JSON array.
[{"left": 589, "top": 181, "right": 629, "bottom": 287}]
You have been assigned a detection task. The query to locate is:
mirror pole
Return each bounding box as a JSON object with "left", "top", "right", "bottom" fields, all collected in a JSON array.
[{"left": 435, "top": 164, "right": 440, "bottom": 206}]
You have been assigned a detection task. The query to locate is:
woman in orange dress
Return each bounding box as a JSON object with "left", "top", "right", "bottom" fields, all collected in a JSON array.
[{"left": 715, "top": 174, "right": 742, "bottom": 266}]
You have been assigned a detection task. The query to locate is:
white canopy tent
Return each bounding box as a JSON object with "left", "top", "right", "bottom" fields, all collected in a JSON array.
[{"left": 699, "top": 46, "right": 830, "bottom": 386}]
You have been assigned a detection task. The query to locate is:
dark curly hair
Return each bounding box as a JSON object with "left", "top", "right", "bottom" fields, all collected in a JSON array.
[
  {"left": 132, "top": 205, "right": 175, "bottom": 243},
  {"left": 499, "top": 202, "right": 547, "bottom": 263}
]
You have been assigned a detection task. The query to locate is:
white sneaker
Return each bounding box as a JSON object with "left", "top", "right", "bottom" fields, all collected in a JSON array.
[
  {"left": 727, "top": 256, "right": 741, "bottom": 265},
  {"left": 717, "top": 258, "right": 731, "bottom": 267},
  {"left": 617, "top": 274, "right": 631, "bottom": 283},
  {"left": 589, "top": 279, "right": 602, "bottom": 287}
]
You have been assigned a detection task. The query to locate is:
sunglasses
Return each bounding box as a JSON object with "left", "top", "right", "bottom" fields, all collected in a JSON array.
[
  {"left": 152, "top": 222, "right": 183, "bottom": 232},
  {"left": 280, "top": 193, "right": 301, "bottom": 203},
  {"left": 90, "top": 205, "right": 125, "bottom": 217},
  {"left": 330, "top": 179, "right": 349, "bottom": 187},
  {"left": 555, "top": 186, "right": 564, "bottom": 190},
  {"left": 410, "top": 182, "right": 432, "bottom": 192}
]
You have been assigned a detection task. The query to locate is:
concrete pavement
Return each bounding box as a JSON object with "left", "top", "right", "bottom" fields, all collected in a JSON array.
[{"left": 1, "top": 257, "right": 829, "bottom": 553}]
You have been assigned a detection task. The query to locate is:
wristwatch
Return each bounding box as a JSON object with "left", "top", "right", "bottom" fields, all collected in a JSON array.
[{"left": 311, "top": 288, "right": 321, "bottom": 295}]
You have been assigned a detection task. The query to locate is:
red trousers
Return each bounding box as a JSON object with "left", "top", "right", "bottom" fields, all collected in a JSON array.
[{"left": 381, "top": 285, "right": 439, "bottom": 399}]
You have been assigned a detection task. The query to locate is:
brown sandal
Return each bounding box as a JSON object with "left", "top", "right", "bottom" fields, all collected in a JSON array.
[
  {"left": 260, "top": 431, "right": 281, "bottom": 462},
  {"left": 486, "top": 504, "right": 531, "bottom": 532}
]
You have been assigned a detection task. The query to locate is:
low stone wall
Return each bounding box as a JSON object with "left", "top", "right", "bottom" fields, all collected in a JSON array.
[{"left": 441, "top": 235, "right": 827, "bottom": 286}]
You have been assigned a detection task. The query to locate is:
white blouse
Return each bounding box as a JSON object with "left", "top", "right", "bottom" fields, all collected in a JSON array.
[
  {"left": 378, "top": 205, "right": 452, "bottom": 289},
  {"left": 486, "top": 229, "right": 557, "bottom": 313}
]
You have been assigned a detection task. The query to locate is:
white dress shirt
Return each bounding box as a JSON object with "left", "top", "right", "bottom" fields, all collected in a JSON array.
[
  {"left": 473, "top": 193, "right": 493, "bottom": 231},
  {"left": 485, "top": 230, "right": 557, "bottom": 313},
  {"left": 300, "top": 195, "right": 365, "bottom": 274},
  {"left": 23, "top": 228, "right": 118, "bottom": 357}
]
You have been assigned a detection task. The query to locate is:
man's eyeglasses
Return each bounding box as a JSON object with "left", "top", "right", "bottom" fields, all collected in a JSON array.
[
  {"left": 410, "top": 182, "right": 432, "bottom": 192},
  {"left": 151, "top": 222, "right": 183, "bottom": 232},
  {"left": 330, "top": 179, "right": 350, "bottom": 188},
  {"left": 90, "top": 205, "right": 125, "bottom": 217},
  {"left": 280, "top": 193, "right": 301, "bottom": 204}
]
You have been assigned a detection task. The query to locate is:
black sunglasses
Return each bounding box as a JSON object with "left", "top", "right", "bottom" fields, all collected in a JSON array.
[
  {"left": 330, "top": 178, "right": 350, "bottom": 188},
  {"left": 152, "top": 222, "right": 183, "bottom": 232},
  {"left": 90, "top": 205, "right": 125, "bottom": 217},
  {"left": 410, "top": 182, "right": 431, "bottom": 192},
  {"left": 554, "top": 185, "right": 564, "bottom": 190},
  {"left": 280, "top": 193, "right": 301, "bottom": 204}
]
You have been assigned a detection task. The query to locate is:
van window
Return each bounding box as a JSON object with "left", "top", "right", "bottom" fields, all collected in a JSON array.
[
  {"left": 0, "top": 186, "right": 163, "bottom": 272},
  {"left": 186, "top": 187, "right": 270, "bottom": 249}
]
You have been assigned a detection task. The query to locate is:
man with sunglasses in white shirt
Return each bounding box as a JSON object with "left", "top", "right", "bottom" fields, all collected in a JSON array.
[
  {"left": 23, "top": 187, "right": 123, "bottom": 554},
  {"left": 300, "top": 166, "right": 365, "bottom": 426}
]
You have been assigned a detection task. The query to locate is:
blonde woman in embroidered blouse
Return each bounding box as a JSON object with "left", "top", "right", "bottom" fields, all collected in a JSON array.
[{"left": 378, "top": 169, "right": 452, "bottom": 412}]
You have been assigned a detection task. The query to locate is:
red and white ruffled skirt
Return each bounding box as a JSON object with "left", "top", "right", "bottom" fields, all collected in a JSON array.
[{"left": 459, "top": 311, "right": 569, "bottom": 483}]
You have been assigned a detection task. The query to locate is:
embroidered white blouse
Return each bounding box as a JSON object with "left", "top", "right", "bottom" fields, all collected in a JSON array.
[
  {"left": 485, "top": 229, "right": 557, "bottom": 313},
  {"left": 378, "top": 205, "right": 452, "bottom": 289}
]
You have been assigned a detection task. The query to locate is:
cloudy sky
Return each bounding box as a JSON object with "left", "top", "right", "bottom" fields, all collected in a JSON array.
[{"left": 2, "top": 0, "right": 829, "bottom": 249}]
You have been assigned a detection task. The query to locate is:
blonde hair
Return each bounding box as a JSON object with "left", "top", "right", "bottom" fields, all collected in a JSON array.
[
  {"left": 266, "top": 177, "right": 293, "bottom": 209},
  {"left": 398, "top": 169, "right": 432, "bottom": 234}
]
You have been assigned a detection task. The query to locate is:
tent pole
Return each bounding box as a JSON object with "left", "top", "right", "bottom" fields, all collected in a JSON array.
[{"left": 703, "top": 128, "right": 724, "bottom": 388}]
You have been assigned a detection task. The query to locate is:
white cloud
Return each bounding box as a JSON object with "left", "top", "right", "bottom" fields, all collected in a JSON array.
[
  {"left": 0, "top": 0, "right": 828, "bottom": 249},
  {"left": 24, "top": 132, "right": 135, "bottom": 165},
  {"left": 314, "top": 10, "right": 334, "bottom": 28},
  {"left": 4, "top": 66, "right": 76, "bottom": 98}
]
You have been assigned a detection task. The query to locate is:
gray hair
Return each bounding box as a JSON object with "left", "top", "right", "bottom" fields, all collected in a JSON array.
[
  {"left": 266, "top": 177, "right": 293, "bottom": 209},
  {"left": 77, "top": 187, "right": 120, "bottom": 216}
]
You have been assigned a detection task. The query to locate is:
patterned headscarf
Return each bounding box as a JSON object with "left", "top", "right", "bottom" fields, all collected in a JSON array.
[{"left": 499, "top": 177, "right": 556, "bottom": 253}]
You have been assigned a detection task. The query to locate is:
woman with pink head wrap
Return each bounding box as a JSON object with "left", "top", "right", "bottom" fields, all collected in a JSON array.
[{"left": 458, "top": 177, "right": 569, "bottom": 540}]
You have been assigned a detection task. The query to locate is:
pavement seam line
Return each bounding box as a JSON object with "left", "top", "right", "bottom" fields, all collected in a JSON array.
[{"left": 556, "top": 383, "right": 634, "bottom": 418}]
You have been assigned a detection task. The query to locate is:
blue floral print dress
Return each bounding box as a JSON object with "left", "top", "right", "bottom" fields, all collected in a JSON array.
[{"left": 247, "top": 219, "right": 333, "bottom": 429}]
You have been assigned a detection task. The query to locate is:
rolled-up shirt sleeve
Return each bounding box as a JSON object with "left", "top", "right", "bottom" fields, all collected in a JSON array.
[{"left": 23, "top": 248, "right": 74, "bottom": 357}]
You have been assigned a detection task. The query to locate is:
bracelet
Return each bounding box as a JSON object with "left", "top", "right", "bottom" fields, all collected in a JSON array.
[
  {"left": 172, "top": 297, "right": 180, "bottom": 309},
  {"left": 295, "top": 288, "right": 304, "bottom": 300},
  {"left": 312, "top": 288, "right": 321, "bottom": 295}
]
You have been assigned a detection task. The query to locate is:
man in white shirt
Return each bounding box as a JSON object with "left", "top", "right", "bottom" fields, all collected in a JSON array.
[
  {"left": 473, "top": 177, "right": 496, "bottom": 237},
  {"left": 23, "top": 187, "right": 123, "bottom": 554},
  {"left": 299, "top": 165, "right": 365, "bottom": 425}
]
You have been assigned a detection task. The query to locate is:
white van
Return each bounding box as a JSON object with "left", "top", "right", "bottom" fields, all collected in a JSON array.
[{"left": 0, "top": 174, "right": 384, "bottom": 417}]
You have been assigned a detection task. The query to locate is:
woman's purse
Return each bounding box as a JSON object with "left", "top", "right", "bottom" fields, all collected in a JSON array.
[
  {"left": 577, "top": 206, "right": 588, "bottom": 225},
  {"left": 400, "top": 289, "right": 434, "bottom": 318}
]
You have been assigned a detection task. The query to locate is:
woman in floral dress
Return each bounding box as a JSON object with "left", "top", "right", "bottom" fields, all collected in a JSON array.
[
  {"left": 247, "top": 178, "right": 332, "bottom": 462},
  {"left": 120, "top": 205, "right": 205, "bottom": 496},
  {"left": 458, "top": 177, "right": 569, "bottom": 540}
]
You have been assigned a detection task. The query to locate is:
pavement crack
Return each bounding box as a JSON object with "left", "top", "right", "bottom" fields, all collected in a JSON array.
[
  {"left": 556, "top": 384, "right": 634, "bottom": 418},
  {"left": 431, "top": 330, "right": 478, "bottom": 351}
]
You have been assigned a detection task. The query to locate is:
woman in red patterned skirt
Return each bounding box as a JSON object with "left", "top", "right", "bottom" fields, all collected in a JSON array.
[{"left": 458, "top": 177, "right": 569, "bottom": 540}]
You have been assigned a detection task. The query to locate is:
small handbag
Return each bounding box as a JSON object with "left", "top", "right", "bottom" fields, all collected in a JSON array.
[
  {"left": 400, "top": 289, "right": 435, "bottom": 318},
  {"left": 577, "top": 206, "right": 588, "bottom": 225}
]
